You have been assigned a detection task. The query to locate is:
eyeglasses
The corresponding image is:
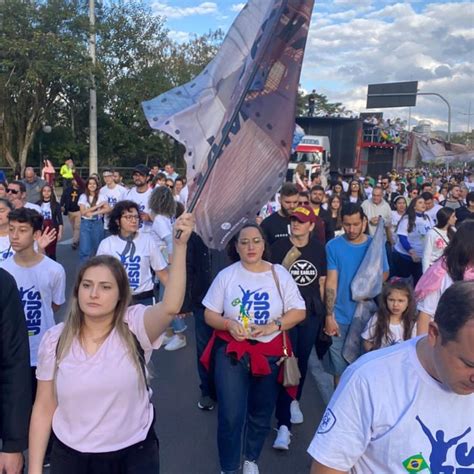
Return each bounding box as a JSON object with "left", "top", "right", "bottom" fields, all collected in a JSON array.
[
  {"left": 121, "top": 214, "right": 140, "bottom": 222},
  {"left": 238, "top": 237, "right": 263, "bottom": 246},
  {"left": 7, "top": 188, "right": 19, "bottom": 195},
  {"left": 298, "top": 201, "right": 309, "bottom": 205}
]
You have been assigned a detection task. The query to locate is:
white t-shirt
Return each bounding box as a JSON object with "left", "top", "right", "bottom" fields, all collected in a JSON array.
[
  {"left": 126, "top": 187, "right": 152, "bottom": 233},
  {"left": 417, "top": 273, "right": 453, "bottom": 318},
  {"left": 151, "top": 215, "right": 174, "bottom": 261},
  {"left": 308, "top": 337, "right": 474, "bottom": 473},
  {"left": 391, "top": 210, "right": 404, "bottom": 237},
  {"left": 78, "top": 194, "right": 105, "bottom": 221},
  {"left": 99, "top": 185, "right": 127, "bottom": 229},
  {"left": 0, "top": 234, "right": 14, "bottom": 263},
  {"left": 97, "top": 233, "right": 166, "bottom": 295},
  {"left": 361, "top": 312, "right": 417, "bottom": 348},
  {"left": 361, "top": 199, "right": 392, "bottom": 236},
  {"left": 24, "top": 202, "right": 42, "bottom": 214},
  {"left": 202, "top": 262, "right": 305, "bottom": 343},
  {"left": 39, "top": 202, "right": 52, "bottom": 220},
  {"left": 2, "top": 255, "right": 66, "bottom": 366},
  {"left": 179, "top": 185, "right": 189, "bottom": 207},
  {"left": 425, "top": 203, "right": 442, "bottom": 226},
  {"left": 422, "top": 227, "right": 450, "bottom": 272},
  {"left": 395, "top": 214, "right": 431, "bottom": 257}
]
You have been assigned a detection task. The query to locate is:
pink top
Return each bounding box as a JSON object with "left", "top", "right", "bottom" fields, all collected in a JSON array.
[{"left": 36, "top": 305, "right": 163, "bottom": 453}]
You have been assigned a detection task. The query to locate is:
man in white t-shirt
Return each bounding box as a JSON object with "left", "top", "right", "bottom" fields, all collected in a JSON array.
[
  {"left": 308, "top": 281, "right": 474, "bottom": 473},
  {"left": 2, "top": 208, "right": 66, "bottom": 371},
  {"left": 423, "top": 191, "right": 442, "bottom": 226},
  {"left": 127, "top": 165, "right": 153, "bottom": 233},
  {"left": 98, "top": 168, "right": 127, "bottom": 233}
]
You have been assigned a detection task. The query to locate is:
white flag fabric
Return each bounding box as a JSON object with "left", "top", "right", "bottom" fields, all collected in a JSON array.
[{"left": 143, "top": 0, "right": 315, "bottom": 249}]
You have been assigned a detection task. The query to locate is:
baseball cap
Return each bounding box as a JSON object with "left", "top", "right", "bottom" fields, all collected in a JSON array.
[
  {"left": 291, "top": 205, "right": 316, "bottom": 224},
  {"left": 132, "top": 164, "right": 150, "bottom": 176}
]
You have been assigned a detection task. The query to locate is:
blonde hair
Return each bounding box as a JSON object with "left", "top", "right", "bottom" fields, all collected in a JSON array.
[{"left": 55, "top": 256, "right": 147, "bottom": 388}]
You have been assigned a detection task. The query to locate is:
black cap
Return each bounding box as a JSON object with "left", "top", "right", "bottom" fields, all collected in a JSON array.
[{"left": 132, "top": 164, "right": 150, "bottom": 176}]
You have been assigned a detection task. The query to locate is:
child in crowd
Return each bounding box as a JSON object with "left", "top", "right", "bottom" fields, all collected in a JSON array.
[{"left": 362, "top": 278, "right": 417, "bottom": 352}]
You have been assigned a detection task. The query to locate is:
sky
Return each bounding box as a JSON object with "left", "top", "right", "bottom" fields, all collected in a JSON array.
[{"left": 150, "top": 0, "right": 474, "bottom": 133}]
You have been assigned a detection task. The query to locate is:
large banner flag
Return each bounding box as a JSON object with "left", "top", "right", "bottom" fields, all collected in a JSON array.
[{"left": 142, "top": 0, "right": 315, "bottom": 249}]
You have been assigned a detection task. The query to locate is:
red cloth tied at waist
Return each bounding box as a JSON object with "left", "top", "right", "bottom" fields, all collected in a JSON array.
[{"left": 200, "top": 329, "right": 297, "bottom": 399}]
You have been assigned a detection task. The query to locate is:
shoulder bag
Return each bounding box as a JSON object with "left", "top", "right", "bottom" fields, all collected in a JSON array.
[{"left": 270, "top": 265, "right": 301, "bottom": 387}]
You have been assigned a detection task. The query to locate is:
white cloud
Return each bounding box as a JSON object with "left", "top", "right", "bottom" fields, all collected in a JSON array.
[
  {"left": 230, "top": 3, "right": 246, "bottom": 13},
  {"left": 152, "top": 1, "right": 218, "bottom": 19},
  {"left": 168, "top": 30, "right": 190, "bottom": 43},
  {"left": 301, "top": 1, "right": 474, "bottom": 131}
]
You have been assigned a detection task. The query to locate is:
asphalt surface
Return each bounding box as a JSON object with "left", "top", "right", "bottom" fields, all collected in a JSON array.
[{"left": 44, "top": 220, "right": 329, "bottom": 474}]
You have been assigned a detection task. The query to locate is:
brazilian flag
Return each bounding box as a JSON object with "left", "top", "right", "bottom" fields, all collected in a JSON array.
[{"left": 403, "top": 454, "right": 430, "bottom": 472}]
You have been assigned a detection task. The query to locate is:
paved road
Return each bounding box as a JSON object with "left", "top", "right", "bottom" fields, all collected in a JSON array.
[{"left": 46, "top": 221, "right": 329, "bottom": 474}]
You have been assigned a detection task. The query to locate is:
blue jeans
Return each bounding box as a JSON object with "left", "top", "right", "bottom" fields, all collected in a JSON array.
[
  {"left": 194, "top": 307, "right": 214, "bottom": 398},
  {"left": 323, "top": 323, "right": 350, "bottom": 376},
  {"left": 275, "top": 314, "right": 320, "bottom": 429},
  {"left": 79, "top": 219, "right": 104, "bottom": 263},
  {"left": 214, "top": 344, "right": 280, "bottom": 473},
  {"left": 154, "top": 281, "right": 187, "bottom": 333}
]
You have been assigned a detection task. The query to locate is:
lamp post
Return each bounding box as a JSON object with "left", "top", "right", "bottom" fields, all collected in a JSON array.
[{"left": 89, "top": 0, "right": 98, "bottom": 175}]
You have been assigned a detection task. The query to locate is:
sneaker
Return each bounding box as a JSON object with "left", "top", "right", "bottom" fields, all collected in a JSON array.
[
  {"left": 272, "top": 425, "right": 291, "bottom": 450},
  {"left": 162, "top": 333, "right": 174, "bottom": 346},
  {"left": 198, "top": 395, "right": 215, "bottom": 411},
  {"left": 290, "top": 400, "right": 304, "bottom": 424},
  {"left": 243, "top": 460, "right": 259, "bottom": 474},
  {"left": 164, "top": 334, "right": 186, "bottom": 351}
]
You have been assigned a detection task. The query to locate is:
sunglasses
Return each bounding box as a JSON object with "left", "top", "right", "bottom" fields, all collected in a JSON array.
[
  {"left": 7, "top": 188, "right": 19, "bottom": 195},
  {"left": 298, "top": 201, "right": 309, "bottom": 205}
]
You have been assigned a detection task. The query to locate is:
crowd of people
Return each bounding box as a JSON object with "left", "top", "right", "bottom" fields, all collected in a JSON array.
[{"left": 0, "top": 162, "right": 473, "bottom": 474}]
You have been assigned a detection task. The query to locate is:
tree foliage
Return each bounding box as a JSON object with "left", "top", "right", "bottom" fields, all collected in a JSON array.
[
  {"left": 296, "top": 88, "right": 351, "bottom": 117},
  {"left": 0, "top": 0, "right": 222, "bottom": 173}
]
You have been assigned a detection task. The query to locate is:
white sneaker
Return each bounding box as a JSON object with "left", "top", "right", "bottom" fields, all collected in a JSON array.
[
  {"left": 290, "top": 400, "right": 304, "bottom": 424},
  {"left": 162, "top": 333, "right": 173, "bottom": 346},
  {"left": 164, "top": 335, "right": 187, "bottom": 351},
  {"left": 243, "top": 460, "right": 259, "bottom": 474},
  {"left": 272, "top": 425, "right": 291, "bottom": 450}
]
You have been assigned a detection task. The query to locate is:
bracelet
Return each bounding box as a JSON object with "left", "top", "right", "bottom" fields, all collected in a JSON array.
[{"left": 223, "top": 319, "right": 230, "bottom": 331}]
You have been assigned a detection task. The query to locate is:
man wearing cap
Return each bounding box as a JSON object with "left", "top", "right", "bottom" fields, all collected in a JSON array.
[
  {"left": 99, "top": 168, "right": 127, "bottom": 236},
  {"left": 126, "top": 165, "right": 153, "bottom": 234},
  {"left": 270, "top": 205, "right": 327, "bottom": 451}
]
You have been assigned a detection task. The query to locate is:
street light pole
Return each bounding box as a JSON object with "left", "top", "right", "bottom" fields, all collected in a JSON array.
[{"left": 89, "top": 0, "right": 98, "bottom": 175}]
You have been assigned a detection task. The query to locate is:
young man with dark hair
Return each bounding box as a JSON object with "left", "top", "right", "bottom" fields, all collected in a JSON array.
[
  {"left": 324, "top": 203, "right": 389, "bottom": 386},
  {"left": 99, "top": 168, "right": 127, "bottom": 235},
  {"left": 260, "top": 182, "right": 299, "bottom": 245},
  {"left": 310, "top": 185, "right": 334, "bottom": 243},
  {"left": 456, "top": 191, "right": 474, "bottom": 223},
  {"left": 308, "top": 281, "right": 474, "bottom": 473},
  {"left": 0, "top": 268, "right": 32, "bottom": 474},
  {"left": 442, "top": 184, "right": 464, "bottom": 210},
  {"left": 422, "top": 191, "right": 442, "bottom": 226},
  {"left": 270, "top": 205, "right": 327, "bottom": 450},
  {"left": 126, "top": 165, "right": 153, "bottom": 234},
  {"left": 2, "top": 208, "right": 66, "bottom": 393}
]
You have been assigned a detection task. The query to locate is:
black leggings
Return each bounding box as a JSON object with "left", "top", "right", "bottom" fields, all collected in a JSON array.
[{"left": 50, "top": 427, "right": 159, "bottom": 474}]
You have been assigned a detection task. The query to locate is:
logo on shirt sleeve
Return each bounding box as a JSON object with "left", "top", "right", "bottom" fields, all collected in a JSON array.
[{"left": 317, "top": 408, "right": 336, "bottom": 434}]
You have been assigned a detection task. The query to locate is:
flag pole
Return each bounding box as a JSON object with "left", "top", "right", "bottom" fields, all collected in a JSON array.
[{"left": 176, "top": 0, "right": 289, "bottom": 238}]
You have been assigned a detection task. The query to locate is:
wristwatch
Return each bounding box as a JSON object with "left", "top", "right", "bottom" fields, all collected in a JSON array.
[{"left": 274, "top": 319, "right": 282, "bottom": 330}]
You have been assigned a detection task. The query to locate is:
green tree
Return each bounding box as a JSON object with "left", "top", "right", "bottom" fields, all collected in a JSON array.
[
  {"left": 297, "top": 89, "right": 349, "bottom": 117},
  {"left": 0, "top": 0, "right": 91, "bottom": 173}
]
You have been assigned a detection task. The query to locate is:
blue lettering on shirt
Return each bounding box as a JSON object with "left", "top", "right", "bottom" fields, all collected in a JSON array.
[
  {"left": 19, "top": 285, "right": 42, "bottom": 336},
  {"left": 117, "top": 243, "right": 141, "bottom": 290},
  {"left": 239, "top": 286, "right": 270, "bottom": 325}
]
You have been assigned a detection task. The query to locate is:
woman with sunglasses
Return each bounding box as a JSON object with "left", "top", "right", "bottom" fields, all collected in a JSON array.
[
  {"left": 343, "top": 179, "right": 365, "bottom": 205},
  {"left": 97, "top": 200, "right": 168, "bottom": 306},
  {"left": 202, "top": 223, "right": 305, "bottom": 474}
]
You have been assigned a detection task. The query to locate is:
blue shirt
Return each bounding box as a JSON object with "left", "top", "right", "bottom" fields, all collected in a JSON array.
[{"left": 326, "top": 235, "right": 388, "bottom": 325}]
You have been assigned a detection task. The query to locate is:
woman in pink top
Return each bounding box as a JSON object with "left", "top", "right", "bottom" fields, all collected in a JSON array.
[{"left": 28, "top": 213, "right": 194, "bottom": 474}]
